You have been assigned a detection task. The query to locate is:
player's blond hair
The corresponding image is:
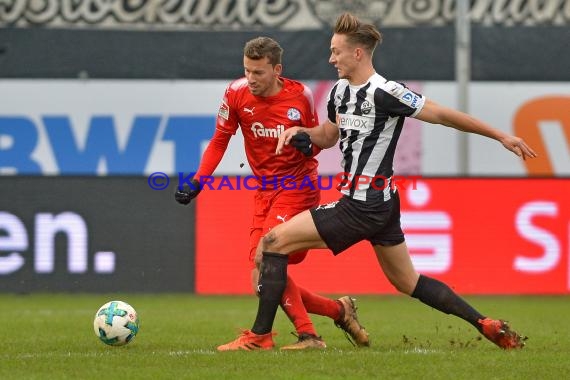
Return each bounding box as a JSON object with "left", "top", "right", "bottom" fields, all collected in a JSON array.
[
  {"left": 243, "top": 37, "right": 283, "bottom": 66},
  {"left": 334, "top": 13, "right": 382, "bottom": 55}
]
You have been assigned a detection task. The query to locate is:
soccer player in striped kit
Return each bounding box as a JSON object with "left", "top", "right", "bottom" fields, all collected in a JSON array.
[{"left": 219, "top": 13, "right": 536, "bottom": 351}]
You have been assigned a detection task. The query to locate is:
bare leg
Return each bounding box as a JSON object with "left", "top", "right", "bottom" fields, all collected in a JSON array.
[{"left": 373, "top": 242, "right": 419, "bottom": 295}]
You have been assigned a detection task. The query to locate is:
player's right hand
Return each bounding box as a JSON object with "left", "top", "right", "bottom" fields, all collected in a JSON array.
[
  {"left": 174, "top": 179, "right": 201, "bottom": 205},
  {"left": 500, "top": 135, "right": 538, "bottom": 160}
]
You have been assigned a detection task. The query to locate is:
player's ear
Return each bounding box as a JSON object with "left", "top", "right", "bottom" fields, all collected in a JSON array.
[
  {"left": 354, "top": 47, "right": 363, "bottom": 61},
  {"left": 274, "top": 63, "right": 283, "bottom": 77}
]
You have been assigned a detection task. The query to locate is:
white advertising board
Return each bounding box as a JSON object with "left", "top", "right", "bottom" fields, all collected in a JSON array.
[{"left": 0, "top": 80, "right": 568, "bottom": 176}]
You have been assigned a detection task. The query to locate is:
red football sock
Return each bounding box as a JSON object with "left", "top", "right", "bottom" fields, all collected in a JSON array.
[
  {"left": 298, "top": 285, "right": 342, "bottom": 321},
  {"left": 281, "top": 275, "right": 317, "bottom": 336}
]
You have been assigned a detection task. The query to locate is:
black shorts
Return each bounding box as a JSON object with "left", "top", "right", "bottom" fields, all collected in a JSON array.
[{"left": 310, "top": 191, "right": 405, "bottom": 255}]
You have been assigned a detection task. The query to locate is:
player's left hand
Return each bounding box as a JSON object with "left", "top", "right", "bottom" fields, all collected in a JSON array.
[
  {"left": 501, "top": 135, "right": 538, "bottom": 160},
  {"left": 276, "top": 126, "right": 303, "bottom": 155},
  {"left": 291, "top": 132, "right": 313, "bottom": 156},
  {"left": 174, "top": 179, "right": 201, "bottom": 205}
]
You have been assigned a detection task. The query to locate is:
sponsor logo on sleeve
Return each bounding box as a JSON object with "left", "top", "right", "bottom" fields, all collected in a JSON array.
[
  {"left": 218, "top": 101, "right": 230, "bottom": 120},
  {"left": 401, "top": 91, "right": 420, "bottom": 108},
  {"left": 386, "top": 81, "right": 420, "bottom": 108}
]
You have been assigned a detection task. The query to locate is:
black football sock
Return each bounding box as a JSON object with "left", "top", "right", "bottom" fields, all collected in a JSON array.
[
  {"left": 251, "top": 252, "right": 288, "bottom": 335},
  {"left": 411, "top": 274, "right": 485, "bottom": 331}
]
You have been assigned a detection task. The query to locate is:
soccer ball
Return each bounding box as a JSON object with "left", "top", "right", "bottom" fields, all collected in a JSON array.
[{"left": 93, "top": 300, "right": 140, "bottom": 346}]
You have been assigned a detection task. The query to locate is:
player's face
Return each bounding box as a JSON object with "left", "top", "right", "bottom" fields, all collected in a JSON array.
[
  {"left": 329, "top": 34, "right": 358, "bottom": 80},
  {"left": 244, "top": 56, "right": 282, "bottom": 97}
]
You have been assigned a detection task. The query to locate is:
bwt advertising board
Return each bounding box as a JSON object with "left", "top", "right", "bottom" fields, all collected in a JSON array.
[
  {"left": 0, "top": 80, "right": 568, "bottom": 177},
  {"left": 0, "top": 177, "right": 195, "bottom": 292}
]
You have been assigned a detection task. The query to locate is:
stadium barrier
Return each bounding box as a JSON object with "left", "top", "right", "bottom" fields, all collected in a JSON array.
[
  {"left": 1, "top": 177, "right": 568, "bottom": 294},
  {"left": 0, "top": 177, "right": 195, "bottom": 292},
  {"left": 196, "top": 177, "right": 570, "bottom": 295}
]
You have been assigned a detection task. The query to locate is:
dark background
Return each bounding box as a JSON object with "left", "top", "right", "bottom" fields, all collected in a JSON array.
[
  {"left": 0, "top": 177, "right": 195, "bottom": 292},
  {"left": 1, "top": 26, "right": 568, "bottom": 81}
]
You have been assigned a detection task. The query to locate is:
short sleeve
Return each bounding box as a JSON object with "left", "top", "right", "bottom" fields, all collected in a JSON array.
[{"left": 379, "top": 81, "right": 425, "bottom": 118}]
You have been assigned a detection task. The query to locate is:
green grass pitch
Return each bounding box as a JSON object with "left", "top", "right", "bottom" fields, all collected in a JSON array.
[{"left": 1, "top": 294, "right": 568, "bottom": 379}]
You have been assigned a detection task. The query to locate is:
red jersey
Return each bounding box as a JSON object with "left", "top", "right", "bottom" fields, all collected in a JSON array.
[{"left": 216, "top": 77, "right": 319, "bottom": 183}]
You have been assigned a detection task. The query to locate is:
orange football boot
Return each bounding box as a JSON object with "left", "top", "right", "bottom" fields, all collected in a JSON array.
[
  {"left": 478, "top": 318, "right": 527, "bottom": 349},
  {"left": 217, "top": 330, "right": 276, "bottom": 351}
]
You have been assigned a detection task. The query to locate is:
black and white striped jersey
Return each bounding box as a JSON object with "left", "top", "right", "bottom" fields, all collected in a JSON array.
[{"left": 327, "top": 73, "right": 425, "bottom": 202}]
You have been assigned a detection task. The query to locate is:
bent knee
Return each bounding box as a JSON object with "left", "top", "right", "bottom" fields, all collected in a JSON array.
[{"left": 261, "top": 230, "right": 283, "bottom": 252}]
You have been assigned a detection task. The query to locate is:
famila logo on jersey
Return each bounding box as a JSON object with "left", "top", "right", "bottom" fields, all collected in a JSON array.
[{"left": 250, "top": 122, "right": 285, "bottom": 138}]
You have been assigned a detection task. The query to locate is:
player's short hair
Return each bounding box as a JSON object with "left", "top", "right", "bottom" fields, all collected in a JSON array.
[
  {"left": 243, "top": 37, "right": 283, "bottom": 66},
  {"left": 334, "top": 13, "right": 383, "bottom": 54}
]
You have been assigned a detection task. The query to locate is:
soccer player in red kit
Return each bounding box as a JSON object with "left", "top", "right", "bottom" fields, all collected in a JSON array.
[{"left": 175, "top": 37, "right": 369, "bottom": 350}]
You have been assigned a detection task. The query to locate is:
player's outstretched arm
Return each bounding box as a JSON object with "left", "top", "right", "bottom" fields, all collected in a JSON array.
[
  {"left": 276, "top": 120, "right": 339, "bottom": 155},
  {"left": 416, "top": 99, "right": 538, "bottom": 160}
]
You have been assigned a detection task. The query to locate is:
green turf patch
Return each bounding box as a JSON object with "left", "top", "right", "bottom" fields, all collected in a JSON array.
[{"left": 0, "top": 294, "right": 567, "bottom": 379}]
